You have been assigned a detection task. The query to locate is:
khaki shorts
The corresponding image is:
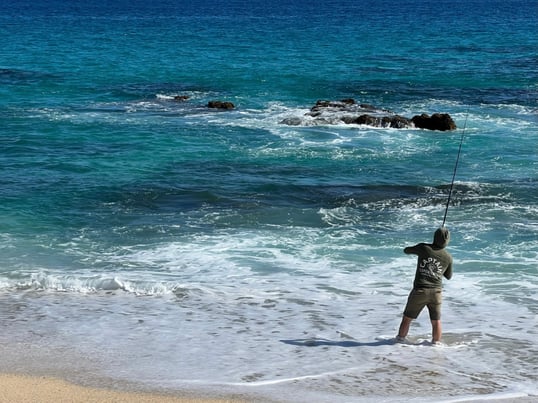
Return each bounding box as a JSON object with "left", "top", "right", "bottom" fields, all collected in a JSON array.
[{"left": 403, "top": 288, "right": 442, "bottom": 320}]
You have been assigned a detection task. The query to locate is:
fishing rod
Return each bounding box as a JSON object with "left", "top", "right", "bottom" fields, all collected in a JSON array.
[{"left": 442, "top": 112, "right": 468, "bottom": 227}]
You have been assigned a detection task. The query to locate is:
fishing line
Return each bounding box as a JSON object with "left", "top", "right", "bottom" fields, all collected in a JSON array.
[{"left": 442, "top": 112, "right": 468, "bottom": 227}]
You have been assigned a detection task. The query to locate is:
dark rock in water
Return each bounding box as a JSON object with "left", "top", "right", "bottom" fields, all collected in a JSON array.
[
  {"left": 384, "top": 115, "right": 412, "bottom": 128},
  {"left": 173, "top": 95, "right": 190, "bottom": 101},
  {"left": 280, "top": 117, "right": 303, "bottom": 126},
  {"left": 208, "top": 100, "right": 235, "bottom": 110},
  {"left": 279, "top": 99, "right": 456, "bottom": 131},
  {"left": 310, "top": 99, "right": 390, "bottom": 115},
  {"left": 411, "top": 113, "right": 457, "bottom": 131},
  {"left": 312, "top": 98, "right": 355, "bottom": 108},
  {"left": 355, "top": 114, "right": 379, "bottom": 126},
  {"left": 303, "top": 99, "right": 410, "bottom": 128},
  {"left": 342, "top": 114, "right": 411, "bottom": 128}
]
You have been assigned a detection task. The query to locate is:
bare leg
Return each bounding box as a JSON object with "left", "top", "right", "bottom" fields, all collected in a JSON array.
[
  {"left": 431, "top": 319, "right": 442, "bottom": 343},
  {"left": 397, "top": 315, "right": 413, "bottom": 339}
]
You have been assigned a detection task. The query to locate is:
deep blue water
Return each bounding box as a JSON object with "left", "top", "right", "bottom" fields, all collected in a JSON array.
[{"left": 1, "top": 0, "right": 537, "bottom": 401}]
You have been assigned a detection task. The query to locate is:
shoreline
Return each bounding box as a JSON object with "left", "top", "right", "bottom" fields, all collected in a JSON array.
[
  {"left": 0, "top": 373, "right": 250, "bottom": 403},
  {"left": 1, "top": 372, "right": 535, "bottom": 403}
]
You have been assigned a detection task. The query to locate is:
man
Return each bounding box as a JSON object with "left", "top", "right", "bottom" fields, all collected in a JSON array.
[{"left": 396, "top": 227, "right": 453, "bottom": 344}]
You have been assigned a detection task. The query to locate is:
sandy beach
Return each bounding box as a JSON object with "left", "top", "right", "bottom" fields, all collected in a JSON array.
[
  {"left": 2, "top": 373, "right": 536, "bottom": 403},
  {"left": 0, "top": 374, "right": 247, "bottom": 403}
]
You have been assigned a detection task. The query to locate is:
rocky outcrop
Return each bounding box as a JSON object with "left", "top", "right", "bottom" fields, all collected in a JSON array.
[
  {"left": 411, "top": 113, "right": 457, "bottom": 131},
  {"left": 208, "top": 100, "right": 235, "bottom": 110},
  {"left": 341, "top": 114, "right": 411, "bottom": 128},
  {"left": 280, "top": 99, "right": 456, "bottom": 131}
]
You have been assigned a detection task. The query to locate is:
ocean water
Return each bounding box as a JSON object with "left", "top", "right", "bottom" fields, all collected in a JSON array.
[{"left": 1, "top": 0, "right": 537, "bottom": 401}]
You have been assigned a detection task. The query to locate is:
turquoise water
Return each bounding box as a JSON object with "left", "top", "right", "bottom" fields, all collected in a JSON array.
[{"left": 1, "top": 0, "right": 537, "bottom": 401}]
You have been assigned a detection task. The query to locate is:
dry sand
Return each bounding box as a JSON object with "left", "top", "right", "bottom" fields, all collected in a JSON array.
[{"left": 0, "top": 373, "right": 247, "bottom": 403}]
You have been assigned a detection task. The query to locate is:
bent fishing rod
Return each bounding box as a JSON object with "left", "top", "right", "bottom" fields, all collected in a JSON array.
[{"left": 442, "top": 112, "right": 468, "bottom": 228}]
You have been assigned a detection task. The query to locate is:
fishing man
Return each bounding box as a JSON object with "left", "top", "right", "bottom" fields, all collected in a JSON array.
[{"left": 396, "top": 227, "right": 453, "bottom": 344}]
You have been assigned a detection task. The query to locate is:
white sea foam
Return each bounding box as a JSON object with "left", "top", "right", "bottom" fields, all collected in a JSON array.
[{"left": 1, "top": 223, "right": 536, "bottom": 401}]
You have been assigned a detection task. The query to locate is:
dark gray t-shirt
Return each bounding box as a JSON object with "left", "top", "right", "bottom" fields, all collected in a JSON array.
[{"left": 404, "top": 243, "right": 453, "bottom": 289}]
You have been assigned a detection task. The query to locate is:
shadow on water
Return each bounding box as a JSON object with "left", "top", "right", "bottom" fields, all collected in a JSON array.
[{"left": 280, "top": 338, "right": 396, "bottom": 347}]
